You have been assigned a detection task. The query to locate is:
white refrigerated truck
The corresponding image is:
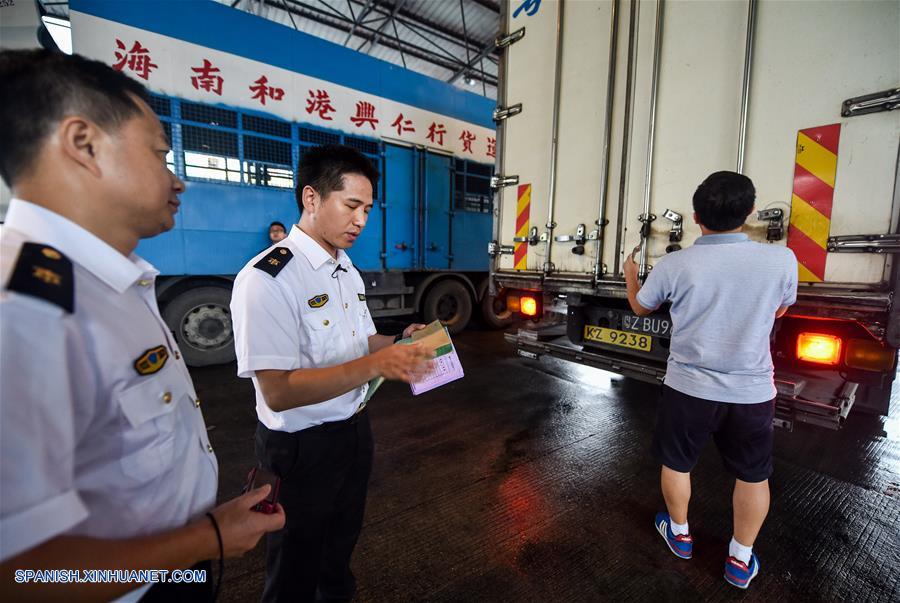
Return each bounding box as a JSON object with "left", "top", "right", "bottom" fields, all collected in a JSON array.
[{"left": 489, "top": 0, "right": 900, "bottom": 429}]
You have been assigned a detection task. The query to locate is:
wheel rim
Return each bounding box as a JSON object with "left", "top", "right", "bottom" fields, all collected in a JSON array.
[
  {"left": 181, "top": 303, "right": 233, "bottom": 350},
  {"left": 489, "top": 294, "right": 513, "bottom": 320},
  {"left": 436, "top": 294, "right": 460, "bottom": 323}
]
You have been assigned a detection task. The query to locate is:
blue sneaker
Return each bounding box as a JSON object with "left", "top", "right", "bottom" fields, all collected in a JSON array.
[
  {"left": 724, "top": 553, "right": 759, "bottom": 589},
  {"left": 654, "top": 512, "right": 693, "bottom": 559}
]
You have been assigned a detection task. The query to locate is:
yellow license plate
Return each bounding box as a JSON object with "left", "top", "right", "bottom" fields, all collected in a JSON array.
[{"left": 583, "top": 325, "right": 653, "bottom": 352}]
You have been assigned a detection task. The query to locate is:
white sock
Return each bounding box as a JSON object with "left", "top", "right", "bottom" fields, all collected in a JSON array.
[
  {"left": 670, "top": 519, "right": 689, "bottom": 536},
  {"left": 729, "top": 536, "right": 753, "bottom": 564}
]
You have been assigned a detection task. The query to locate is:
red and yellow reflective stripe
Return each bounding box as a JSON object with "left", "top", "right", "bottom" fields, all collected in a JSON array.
[
  {"left": 514, "top": 184, "right": 531, "bottom": 270},
  {"left": 787, "top": 124, "right": 840, "bottom": 282}
]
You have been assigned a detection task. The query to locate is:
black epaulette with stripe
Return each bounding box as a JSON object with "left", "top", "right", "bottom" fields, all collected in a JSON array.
[
  {"left": 254, "top": 247, "right": 293, "bottom": 277},
  {"left": 5, "top": 243, "right": 74, "bottom": 313}
]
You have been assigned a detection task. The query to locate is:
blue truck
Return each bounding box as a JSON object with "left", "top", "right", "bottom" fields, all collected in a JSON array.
[
  {"left": 144, "top": 95, "right": 508, "bottom": 366},
  {"left": 66, "top": 1, "right": 509, "bottom": 366}
]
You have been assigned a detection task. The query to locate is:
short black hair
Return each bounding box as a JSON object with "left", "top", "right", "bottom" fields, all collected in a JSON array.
[
  {"left": 0, "top": 49, "right": 150, "bottom": 186},
  {"left": 296, "top": 144, "right": 379, "bottom": 212},
  {"left": 269, "top": 221, "right": 286, "bottom": 230},
  {"left": 692, "top": 171, "right": 755, "bottom": 232}
]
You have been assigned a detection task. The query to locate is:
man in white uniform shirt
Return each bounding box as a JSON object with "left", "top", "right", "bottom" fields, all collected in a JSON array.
[
  {"left": 231, "top": 145, "right": 433, "bottom": 602},
  {"left": 0, "top": 50, "right": 284, "bottom": 601}
]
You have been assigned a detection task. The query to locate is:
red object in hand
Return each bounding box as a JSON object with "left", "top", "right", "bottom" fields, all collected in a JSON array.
[{"left": 242, "top": 467, "right": 281, "bottom": 514}]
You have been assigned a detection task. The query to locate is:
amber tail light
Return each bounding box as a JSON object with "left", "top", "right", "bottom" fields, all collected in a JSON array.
[{"left": 796, "top": 333, "right": 842, "bottom": 366}]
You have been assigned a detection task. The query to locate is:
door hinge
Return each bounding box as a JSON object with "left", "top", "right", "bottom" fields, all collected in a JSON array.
[
  {"left": 827, "top": 234, "right": 900, "bottom": 253},
  {"left": 496, "top": 27, "right": 526, "bottom": 50},
  {"left": 841, "top": 87, "right": 900, "bottom": 118}
]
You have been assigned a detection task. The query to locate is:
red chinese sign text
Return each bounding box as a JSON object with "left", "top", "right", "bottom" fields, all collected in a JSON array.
[
  {"left": 112, "top": 39, "right": 157, "bottom": 81},
  {"left": 459, "top": 130, "right": 476, "bottom": 153},
  {"left": 250, "top": 75, "right": 285, "bottom": 105},
  {"left": 351, "top": 102, "right": 379, "bottom": 130},
  {"left": 427, "top": 122, "right": 447, "bottom": 146},
  {"left": 390, "top": 113, "right": 415, "bottom": 136},
  {"left": 190, "top": 59, "right": 223, "bottom": 96},
  {"left": 305, "top": 89, "right": 336, "bottom": 120}
]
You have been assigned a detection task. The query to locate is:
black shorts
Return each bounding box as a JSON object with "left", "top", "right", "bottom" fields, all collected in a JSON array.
[{"left": 651, "top": 385, "right": 775, "bottom": 483}]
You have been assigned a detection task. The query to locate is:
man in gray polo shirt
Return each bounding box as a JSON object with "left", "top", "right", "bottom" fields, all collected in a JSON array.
[{"left": 624, "top": 171, "right": 797, "bottom": 589}]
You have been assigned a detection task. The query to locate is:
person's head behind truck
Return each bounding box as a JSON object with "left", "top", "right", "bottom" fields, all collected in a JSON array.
[
  {"left": 692, "top": 171, "right": 755, "bottom": 234},
  {"left": 268, "top": 220, "right": 287, "bottom": 243},
  {"left": 295, "top": 144, "right": 379, "bottom": 258}
]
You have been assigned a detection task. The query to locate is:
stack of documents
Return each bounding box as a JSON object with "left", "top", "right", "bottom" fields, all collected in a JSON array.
[
  {"left": 363, "top": 321, "right": 464, "bottom": 403},
  {"left": 404, "top": 321, "right": 465, "bottom": 395}
]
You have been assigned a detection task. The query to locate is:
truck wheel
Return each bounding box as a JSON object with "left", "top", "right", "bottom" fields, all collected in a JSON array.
[
  {"left": 422, "top": 280, "right": 472, "bottom": 335},
  {"left": 480, "top": 288, "right": 516, "bottom": 329},
  {"left": 162, "top": 286, "right": 235, "bottom": 367}
]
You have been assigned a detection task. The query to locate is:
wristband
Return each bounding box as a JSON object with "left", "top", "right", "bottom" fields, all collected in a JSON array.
[{"left": 206, "top": 512, "right": 224, "bottom": 602}]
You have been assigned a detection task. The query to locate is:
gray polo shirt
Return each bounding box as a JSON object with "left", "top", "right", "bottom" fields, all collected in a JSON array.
[{"left": 637, "top": 233, "right": 798, "bottom": 404}]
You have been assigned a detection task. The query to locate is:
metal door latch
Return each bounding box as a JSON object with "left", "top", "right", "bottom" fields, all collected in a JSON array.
[
  {"left": 540, "top": 221, "right": 556, "bottom": 244},
  {"left": 493, "top": 104, "right": 523, "bottom": 122},
  {"left": 513, "top": 226, "right": 539, "bottom": 246},
  {"left": 638, "top": 213, "right": 656, "bottom": 239},
  {"left": 488, "top": 241, "right": 514, "bottom": 257},
  {"left": 841, "top": 88, "right": 900, "bottom": 118},
  {"left": 757, "top": 208, "right": 785, "bottom": 242},
  {"left": 554, "top": 224, "right": 586, "bottom": 244},
  {"left": 554, "top": 224, "right": 587, "bottom": 255},
  {"left": 491, "top": 175, "right": 519, "bottom": 189},
  {"left": 662, "top": 209, "right": 683, "bottom": 252},
  {"left": 589, "top": 218, "right": 608, "bottom": 241},
  {"left": 827, "top": 233, "right": 900, "bottom": 253},
  {"left": 584, "top": 219, "right": 606, "bottom": 249}
]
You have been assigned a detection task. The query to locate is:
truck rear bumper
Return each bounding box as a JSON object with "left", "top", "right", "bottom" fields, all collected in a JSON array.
[
  {"left": 507, "top": 326, "right": 666, "bottom": 384},
  {"left": 507, "top": 327, "right": 858, "bottom": 431}
]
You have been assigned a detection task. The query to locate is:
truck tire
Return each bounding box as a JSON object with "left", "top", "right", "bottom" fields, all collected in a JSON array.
[
  {"left": 162, "top": 286, "right": 235, "bottom": 367},
  {"left": 480, "top": 287, "right": 516, "bottom": 329},
  {"left": 422, "top": 280, "right": 472, "bottom": 336}
]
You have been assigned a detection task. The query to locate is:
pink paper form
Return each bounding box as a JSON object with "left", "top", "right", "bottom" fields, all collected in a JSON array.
[{"left": 410, "top": 343, "right": 464, "bottom": 395}]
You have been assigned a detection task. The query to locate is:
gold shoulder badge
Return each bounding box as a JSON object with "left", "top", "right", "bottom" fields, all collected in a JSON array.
[
  {"left": 5, "top": 243, "right": 74, "bottom": 313},
  {"left": 308, "top": 293, "right": 329, "bottom": 308},
  {"left": 253, "top": 246, "right": 293, "bottom": 277},
  {"left": 358, "top": 293, "right": 366, "bottom": 301},
  {"left": 134, "top": 345, "right": 169, "bottom": 376}
]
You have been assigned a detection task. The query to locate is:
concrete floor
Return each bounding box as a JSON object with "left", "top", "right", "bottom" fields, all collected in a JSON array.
[{"left": 195, "top": 324, "right": 900, "bottom": 602}]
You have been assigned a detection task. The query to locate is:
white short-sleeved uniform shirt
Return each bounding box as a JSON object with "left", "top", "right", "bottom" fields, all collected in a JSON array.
[
  {"left": 231, "top": 226, "right": 378, "bottom": 433},
  {"left": 0, "top": 200, "right": 218, "bottom": 602}
]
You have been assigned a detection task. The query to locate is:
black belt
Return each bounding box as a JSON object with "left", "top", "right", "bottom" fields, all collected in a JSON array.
[
  {"left": 261, "top": 407, "right": 368, "bottom": 437},
  {"left": 303, "top": 407, "right": 368, "bottom": 433}
]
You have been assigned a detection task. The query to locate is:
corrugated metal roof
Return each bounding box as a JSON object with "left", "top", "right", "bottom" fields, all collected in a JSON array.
[{"left": 217, "top": 0, "right": 499, "bottom": 98}]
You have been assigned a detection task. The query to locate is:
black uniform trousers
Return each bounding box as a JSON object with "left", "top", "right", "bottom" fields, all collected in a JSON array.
[{"left": 256, "top": 409, "right": 374, "bottom": 603}]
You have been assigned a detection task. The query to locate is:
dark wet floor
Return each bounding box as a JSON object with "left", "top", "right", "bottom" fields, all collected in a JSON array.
[{"left": 195, "top": 324, "right": 900, "bottom": 602}]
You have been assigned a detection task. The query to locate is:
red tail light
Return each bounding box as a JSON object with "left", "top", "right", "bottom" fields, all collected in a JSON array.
[
  {"left": 505, "top": 291, "right": 541, "bottom": 319},
  {"left": 520, "top": 296, "right": 539, "bottom": 317},
  {"left": 796, "top": 333, "right": 842, "bottom": 365}
]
